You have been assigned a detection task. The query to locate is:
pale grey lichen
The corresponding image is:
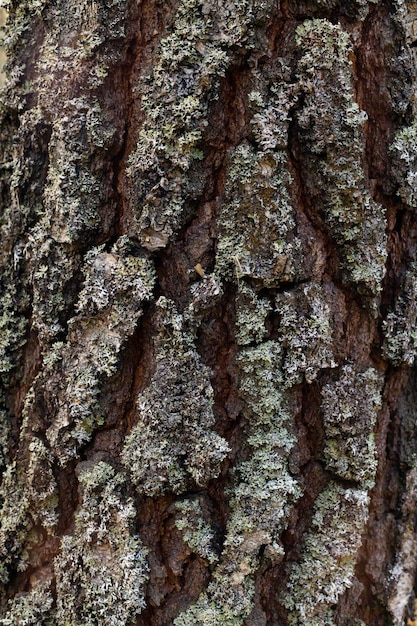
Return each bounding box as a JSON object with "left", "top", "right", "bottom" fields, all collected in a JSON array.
[
  {"left": 321, "top": 365, "right": 383, "bottom": 487},
  {"left": 0, "top": 436, "right": 57, "bottom": 584},
  {"left": 285, "top": 483, "right": 370, "bottom": 626},
  {"left": 0, "top": 463, "right": 30, "bottom": 583},
  {"left": 295, "top": 19, "right": 387, "bottom": 298},
  {"left": 174, "top": 497, "right": 219, "bottom": 564},
  {"left": 55, "top": 461, "right": 149, "bottom": 626},
  {"left": 122, "top": 296, "right": 230, "bottom": 496},
  {"left": 127, "top": 0, "right": 275, "bottom": 251},
  {"left": 275, "top": 282, "right": 342, "bottom": 385},
  {"left": 0, "top": 578, "right": 55, "bottom": 626},
  {"left": 43, "top": 240, "right": 155, "bottom": 462},
  {"left": 174, "top": 574, "right": 256, "bottom": 626},
  {"left": 215, "top": 80, "right": 302, "bottom": 286},
  {"left": 391, "top": 121, "right": 417, "bottom": 209},
  {"left": 175, "top": 341, "right": 301, "bottom": 625},
  {"left": 383, "top": 264, "right": 417, "bottom": 365},
  {"left": 235, "top": 282, "right": 271, "bottom": 346},
  {"left": 388, "top": 466, "right": 417, "bottom": 626},
  {"left": 27, "top": 226, "right": 82, "bottom": 343},
  {"left": 0, "top": 288, "right": 27, "bottom": 376}
]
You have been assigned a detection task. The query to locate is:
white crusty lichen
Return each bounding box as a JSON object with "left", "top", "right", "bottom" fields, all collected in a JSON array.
[
  {"left": 175, "top": 341, "right": 301, "bottom": 625},
  {"left": 127, "top": 0, "right": 275, "bottom": 251},
  {"left": 122, "top": 296, "right": 230, "bottom": 496},
  {"left": 321, "top": 365, "right": 383, "bottom": 487},
  {"left": 285, "top": 483, "right": 370, "bottom": 626},
  {"left": 55, "top": 461, "right": 149, "bottom": 626},
  {"left": 295, "top": 19, "right": 387, "bottom": 298}
]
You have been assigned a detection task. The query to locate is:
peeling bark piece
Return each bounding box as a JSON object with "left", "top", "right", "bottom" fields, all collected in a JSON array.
[
  {"left": 215, "top": 80, "right": 302, "bottom": 287},
  {"left": 275, "top": 281, "right": 344, "bottom": 385},
  {"left": 383, "top": 264, "right": 417, "bottom": 365}
]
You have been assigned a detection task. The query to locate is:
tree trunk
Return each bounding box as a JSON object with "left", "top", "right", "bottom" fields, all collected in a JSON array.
[{"left": 0, "top": 0, "right": 416, "bottom": 624}]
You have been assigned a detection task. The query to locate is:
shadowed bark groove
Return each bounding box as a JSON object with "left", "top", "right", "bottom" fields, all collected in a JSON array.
[{"left": 1, "top": 0, "right": 417, "bottom": 625}]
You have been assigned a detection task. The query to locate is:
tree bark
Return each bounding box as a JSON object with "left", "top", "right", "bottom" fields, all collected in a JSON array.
[{"left": 0, "top": 0, "right": 416, "bottom": 624}]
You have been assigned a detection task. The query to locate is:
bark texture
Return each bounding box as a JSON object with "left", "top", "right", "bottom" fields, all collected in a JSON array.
[{"left": 0, "top": 0, "right": 417, "bottom": 624}]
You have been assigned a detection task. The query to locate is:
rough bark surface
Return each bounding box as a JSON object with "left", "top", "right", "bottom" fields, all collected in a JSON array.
[{"left": 1, "top": 0, "right": 417, "bottom": 624}]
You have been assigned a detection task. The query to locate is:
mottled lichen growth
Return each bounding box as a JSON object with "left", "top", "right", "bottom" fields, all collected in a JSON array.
[
  {"left": 0, "top": 0, "right": 129, "bottom": 352},
  {"left": 122, "top": 297, "right": 230, "bottom": 496},
  {"left": 215, "top": 81, "right": 302, "bottom": 286},
  {"left": 391, "top": 121, "right": 417, "bottom": 208},
  {"left": 0, "top": 463, "right": 30, "bottom": 583},
  {"left": 275, "top": 281, "right": 343, "bottom": 385},
  {"left": 174, "top": 497, "right": 219, "bottom": 564},
  {"left": 234, "top": 282, "right": 271, "bottom": 346},
  {"left": 175, "top": 341, "right": 301, "bottom": 625},
  {"left": 43, "top": 240, "right": 155, "bottom": 462},
  {"left": 0, "top": 579, "right": 54, "bottom": 626},
  {"left": 388, "top": 467, "right": 417, "bottom": 626},
  {"left": 383, "top": 264, "right": 417, "bottom": 365},
  {"left": 55, "top": 461, "right": 149, "bottom": 626},
  {"left": 321, "top": 365, "right": 383, "bottom": 487},
  {"left": 285, "top": 483, "right": 370, "bottom": 626},
  {"left": 295, "top": 19, "right": 387, "bottom": 298},
  {"left": 127, "top": 0, "right": 276, "bottom": 251},
  {"left": 0, "top": 436, "right": 57, "bottom": 583}
]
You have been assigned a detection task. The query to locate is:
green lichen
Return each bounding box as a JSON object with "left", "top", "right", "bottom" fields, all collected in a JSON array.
[
  {"left": 321, "top": 365, "right": 383, "bottom": 487},
  {"left": 175, "top": 498, "right": 219, "bottom": 564},
  {"left": 285, "top": 483, "right": 370, "bottom": 626},
  {"left": 0, "top": 579, "right": 55, "bottom": 626},
  {"left": 127, "top": 0, "right": 275, "bottom": 251},
  {"left": 41, "top": 239, "right": 155, "bottom": 462},
  {"left": 215, "top": 80, "right": 302, "bottom": 286},
  {"left": 383, "top": 264, "right": 417, "bottom": 366},
  {"left": 175, "top": 341, "right": 301, "bottom": 625},
  {"left": 122, "top": 296, "right": 230, "bottom": 496},
  {"left": 295, "top": 19, "right": 387, "bottom": 298},
  {"left": 234, "top": 282, "right": 271, "bottom": 346},
  {"left": 55, "top": 461, "right": 149, "bottom": 626},
  {"left": 275, "top": 282, "right": 341, "bottom": 385}
]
